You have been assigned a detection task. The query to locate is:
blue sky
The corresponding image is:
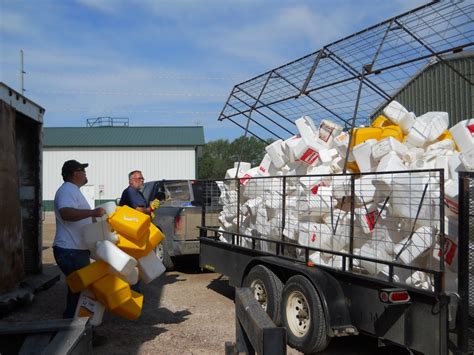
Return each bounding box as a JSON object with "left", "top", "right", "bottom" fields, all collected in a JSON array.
[{"left": 1, "top": 0, "right": 427, "bottom": 142}]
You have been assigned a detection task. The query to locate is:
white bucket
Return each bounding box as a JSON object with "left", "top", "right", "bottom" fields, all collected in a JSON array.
[
  {"left": 95, "top": 240, "right": 138, "bottom": 276},
  {"left": 353, "top": 139, "right": 377, "bottom": 172},
  {"left": 449, "top": 118, "right": 474, "bottom": 153},
  {"left": 383, "top": 100, "right": 408, "bottom": 124},
  {"left": 393, "top": 226, "right": 435, "bottom": 264},
  {"left": 372, "top": 137, "right": 408, "bottom": 161},
  {"left": 265, "top": 139, "right": 288, "bottom": 169},
  {"left": 138, "top": 251, "right": 166, "bottom": 284}
]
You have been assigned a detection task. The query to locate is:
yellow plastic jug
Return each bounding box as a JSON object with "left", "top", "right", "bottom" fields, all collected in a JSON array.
[
  {"left": 149, "top": 224, "right": 165, "bottom": 249},
  {"left": 111, "top": 290, "right": 144, "bottom": 320},
  {"left": 91, "top": 274, "right": 132, "bottom": 310},
  {"left": 371, "top": 115, "right": 390, "bottom": 128},
  {"left": 116, "top": 234, "right": 148, "bottom": 259},
  {"left": 108, "top": 205, "right": 150, "bottom": 241},
  {"left": 66, "top": 260, "right": 110, "bottom": 293},
  {"left": 350, "top": 127, "right": 382, "bottom": 147},
  {"left": 381, "top": 125, "right": 404, "bottom": 142}
]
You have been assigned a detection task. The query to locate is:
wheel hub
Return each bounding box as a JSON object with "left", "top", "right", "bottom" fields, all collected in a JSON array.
[
  {"left": 250, "top": 280, "right": 267, "bottom": 311},
  {"left": 286, "top": 291, "right": 310, "bottom": 337}
]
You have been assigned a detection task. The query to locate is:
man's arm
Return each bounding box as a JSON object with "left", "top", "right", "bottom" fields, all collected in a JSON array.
[{"left": 59, "top": 207, "right": 106, "bottom": 221}]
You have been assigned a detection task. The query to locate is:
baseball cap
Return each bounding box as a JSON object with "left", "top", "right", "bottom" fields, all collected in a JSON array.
[{"left": 61, "top": 160, "right": 89, "bottom": 178}]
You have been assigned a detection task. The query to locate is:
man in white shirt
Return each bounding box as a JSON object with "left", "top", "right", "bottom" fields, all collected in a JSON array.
[{"left": 52, "top": 160, "right": 106, "bottom": 319}]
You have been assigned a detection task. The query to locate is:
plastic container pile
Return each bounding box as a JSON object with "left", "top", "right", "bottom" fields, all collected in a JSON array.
[
  {"left": 217, "top": 101, "right": 473, "bottom": 292},
  {"left": 66, "top": 203, "right": 165, "bottom": 325}
]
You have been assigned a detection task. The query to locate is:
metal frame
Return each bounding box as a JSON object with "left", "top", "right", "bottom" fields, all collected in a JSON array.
[{"left": 218, "top": 1, "right": 473, "bottom": 142}]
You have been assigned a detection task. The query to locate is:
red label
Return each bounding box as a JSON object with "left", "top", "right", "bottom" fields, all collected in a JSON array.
[
  {"left": 467, "top": 124, "right": 474, "bottom": 135},
  {"left": 239, "top": 174, "right": 252, "bottom": 185},
  {"left": 299, "top": 148, "right": 319, "bottom": 165},
  {"left": 364, "top": 210, "right": 379, "bottom": 231},
  {"left": 311, "top": 184, "right": 320, "bottom": 195},
  {"left": 259, "top": 166, "right": 266, "bottom": 173},
  {"left": 445, "top": 197, "right": 459, "bottom": 214},
  {"left": 311, "top": 233, "right": 316, "bottom": 242},
  {"left": 437, "top": 238, "right": 457, "bottom": 265}
]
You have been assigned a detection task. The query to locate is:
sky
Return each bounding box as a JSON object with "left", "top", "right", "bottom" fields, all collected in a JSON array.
[{"left": 1, "top": 0, "right": 427, "bottom": 142}]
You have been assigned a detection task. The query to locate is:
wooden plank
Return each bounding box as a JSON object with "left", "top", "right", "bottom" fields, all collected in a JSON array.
[
  {"left": 0, "top": 318, "right": 88, "bottom": 335},
  {"left": 41, "top": 328, "right": 86, "bottom": 355},
  {"left": 19, "top": 333, "right": 52, "bottom": 354}
]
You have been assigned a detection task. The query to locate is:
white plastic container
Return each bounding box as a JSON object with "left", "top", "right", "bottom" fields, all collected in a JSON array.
[
  {"left": 317, "top": 119, "right": 343, "bottom": 147},
  {"left": 435, "top": 156, "right": 450, "bottom": 180},
  {"left": 355, "top": 204, "right": 379, "bottom": 234},
  {"left": 358, "top": 243, "right": 391, "bottom": 275},
  {"left": 353, "top": 139, "right": 377, "bottom": 172},
  {"left": 372, "top": 137, "right": 408, "bottom": 161},
  {"left": 376, "top": 151, "right": 407, "bottom": 173},
  {"left": 298, "top": 223, "right": 333, "bottom": 251},
  {"left": 427, "top": 139, "right": 455, "bottom": 152},
  {"left": 74, "top": 290, "right": 105, "bottom": 326},
  {"left": 299, "top": 186, "right": 337, "bottom": 213},
  {"left": 295, "top": 116, "right": 318, "bottom": 141},
  {"left": 83, "top": 220, "right": 118, "bottom": 250},
  {"left": 138, "top": 251, "right": 166, "bottom": 284},
  {"left": 460, "top": 147, "right": 474, "bottom": 171},
  {"left": 225, "top": 162, "right": 250, "bottom": 179},
  {"left": 402, "top": 147, "right": 424, "bottom": 163},
  {"left": 242, "top": 197, "right": 263, "bottom": 216},
  {"left": 393, "top": 226, "right": 435, "bottom": 264},
  {"left": 353, "top": 175, "right": 377, "bottom": 204},
  {"left": 319, "top": 148, "right": 339, "bottom": 165},
  {"left": 96, "top": 201, "right": 117, "bottom": 220},
  {"left": 399, "top": 112, "right": 416, "bottom": 134},
  {"left": 448, "top": 152, "right": 463, "bottom": 181},
  {"left": 111, "top": 266, "right": 139, "bottom": 285},
  {"left": 95, "top": 240, "right": 138, "bottom": 275},
  {"left": 406, "top": 111, "right": 449, "bottom": 146},
  {"left": 449, "top": 118, "right": 474, "bottom": 153},
  {"left": 444, "top": 179, "right": 459, "bottom": 214},
  {"left": 292, "top": 138, "right": 322, "bottom": 166},
  {"left": 330, "top": 157, "right": 344, "bottom": 173},
  {"left": 265, "top": 139, "right": 288, "bottom": 168},
  {"left": 284, "top": 136, "right": 302, "bottom": 163},
  {"left": 383, "top": 101, "right": 409, "bottom": 124}
]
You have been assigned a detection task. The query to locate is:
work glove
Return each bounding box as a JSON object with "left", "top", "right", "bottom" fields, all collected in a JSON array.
[
  {"left": 150, "top": 198, "right": 160, "bottom": 211},
  {"left": 150, "top": 211, "right": 156, "bottom": 221}
]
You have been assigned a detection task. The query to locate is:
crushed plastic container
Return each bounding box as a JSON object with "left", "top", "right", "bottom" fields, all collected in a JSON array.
[
  {"left": 317, "top": 119, "right": 343, "bottom": 146},
  {"left": 265, "top": 139, "right": 288, "bottom": 168},
  {"left": 111, "top": 290, "right": 144, "bottom": 320},
  {"left": 108, "top": 205, "right": 150, "bottom": 242},
  {"left": 74, "top": 290, "right": 105, "bottom": 326},
  {"left": 96, "top": 240, "right": 138, "bottom": 276},
  {"left": 352, "top": 139, "right": 377, "bottom": 172},
  {"left": 449, "top": 118, "right": 474, "bottom": 153},
  {"left": 66, "top": 260, "right": 110, "bottom": 293},
  {"left": 138, "top": 251, "right": 166, "bottom": 284},
  {"left": 394, "top": 226, "right": 435, "bottom": 264},
  {"left": 91, "top": 274, "right": 132, "bottom": 310},
  {"left": 83, "top": 220, "right": 118, "bottom": 250},
  {"left": 383, "top": 100, "right": 409, "bottom": 124},
  {"left": 371, "top": 137, "right": 408, "bottom": 161}
]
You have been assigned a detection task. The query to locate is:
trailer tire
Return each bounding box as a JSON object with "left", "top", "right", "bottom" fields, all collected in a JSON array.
[
  {"left": 243, "top": 265, "right": 283, "bottom": 325},
  {"left": 155, "top": 242, "right": 174, "bottom": 271},
  {"left": 281, "top": 275, "right": 329, "bottom": 353}
]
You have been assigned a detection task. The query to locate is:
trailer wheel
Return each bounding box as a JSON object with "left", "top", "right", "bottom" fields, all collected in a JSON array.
[
  {"left": 155, "top": 242, "right": 174, "bottom": 271},
  {"left": 243, "top": 265, "right": 283, "bottom": 325},
  {"left": 281, "top": 275, "right": 329, "bottom": 353}
]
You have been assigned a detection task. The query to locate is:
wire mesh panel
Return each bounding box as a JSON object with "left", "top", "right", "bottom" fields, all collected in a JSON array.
[
  {"left": 219, "top": 1, "right": 474, "bottom": 141},
  {"left": 212, "top": 170, "right": 446, "bottom": 291}
]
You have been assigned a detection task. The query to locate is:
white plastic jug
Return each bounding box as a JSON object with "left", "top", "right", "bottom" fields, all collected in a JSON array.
[
  {"left": 138, "top": 252, "right": 166, "bottom": 284},
  {"left": 352, "top": 139, "right": 377, "bottom": 172},
  {"left": 383, "top": 101, "right": 409, "bottom": 124},
  {"left": 95, "top": 240, "right": 138, "bottom": 276},
  {"left": 449, "top": 118, "right": 474, "bottom": 153},
  {"left": 372, "top": 137, "right": 408, "bottom": 161},
  {"left": 74, "top": 290, "right": 105, "bottom": 326},
  {"left": 295, "top": 116, "right": 318, "bottom": 141},
  {"left": 393, "top": 226, "right": 435, "bottom": 264},
  {"left": 265, "top": 139, "right": 288, "bottom": 168},
  {"left": 317, "top": 119, "right": 343, "bottom": 147},
  {"left": 83, "top": 220, "right": 118, "bottom": 250}
]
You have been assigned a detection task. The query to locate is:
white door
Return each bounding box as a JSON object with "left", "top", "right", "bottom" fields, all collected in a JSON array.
[{"left": 80, "top": 185, "right": 95, "bottom": 209}]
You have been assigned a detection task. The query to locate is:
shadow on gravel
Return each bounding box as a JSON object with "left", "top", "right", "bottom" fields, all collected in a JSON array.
[{"left": 206, "top": 275, "right": 235, "bottom": 301}]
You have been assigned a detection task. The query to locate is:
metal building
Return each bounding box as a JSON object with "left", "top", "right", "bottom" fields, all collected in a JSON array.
[
  {"left": 43, "top": 126, "right": 205, "bottom": 210},
  {"left": 373, "top": 51, "right": 473, "bottom": 125}
]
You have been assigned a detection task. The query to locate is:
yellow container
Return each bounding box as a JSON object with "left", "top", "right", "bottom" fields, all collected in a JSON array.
[
  {"left": 66, "top": 261, "right": 110, "bottom": 293},
  {"left": 108, "top": 205, "right": 150, "bottom": 241},
  {"left": 116, "top": 234, "right": 148, "bottom": 259},
  {"left": 149, "top": 224, "right": 165, "bottom": 249},
  {"left": 91, "top": 274, "right": 132, "bottom": 310},
  {"left": 350, "top": 127, "right": 382, "bottom": 147},
  {"left": 381, "top": 125, "right": 404, "bottom": 142},
  {"left": 111, "top": 290, "right": 144, "bottom": 320},
  {"left": 123, "top": 224, "right": 165, "bottom": 259},
  {"left": 346, "top": 160, "right": 360, "bottom": 173},
  {"left": 438, "top": 129, "right": 460, "bottom": 151},
  {"left": 371, "top": 115, "right": 390, "bottom": 128}
]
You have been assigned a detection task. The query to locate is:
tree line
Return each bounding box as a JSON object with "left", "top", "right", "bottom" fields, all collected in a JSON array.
[{"left": 198, "top": 136, "right": 272, "bottom": 179}]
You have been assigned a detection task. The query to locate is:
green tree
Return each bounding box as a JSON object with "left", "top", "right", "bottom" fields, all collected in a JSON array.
[{"left": 198, "top": 136, "right": 271, "bottom": 179}]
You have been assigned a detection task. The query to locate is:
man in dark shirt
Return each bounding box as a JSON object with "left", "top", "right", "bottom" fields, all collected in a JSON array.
[{"left": 119, "top": 170, "right": 153, "bottom": 214}]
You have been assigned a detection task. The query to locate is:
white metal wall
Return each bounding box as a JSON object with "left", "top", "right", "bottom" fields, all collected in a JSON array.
[{"left": 43, "top": 147, "right": 196, "bottom": 203}]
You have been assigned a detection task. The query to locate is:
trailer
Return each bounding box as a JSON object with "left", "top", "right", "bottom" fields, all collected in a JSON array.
[{"left": 199, "top": 1, "right": 473, "bottom": 353}]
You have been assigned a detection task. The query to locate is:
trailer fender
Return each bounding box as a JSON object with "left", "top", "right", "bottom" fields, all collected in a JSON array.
[{"left": 245, "top": 256, "right": 355, "bottom": 337}]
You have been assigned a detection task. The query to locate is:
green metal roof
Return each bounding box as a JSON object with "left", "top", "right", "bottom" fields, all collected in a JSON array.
[{"left": 44, "top": 126, "right": 205, "bottom": 147}]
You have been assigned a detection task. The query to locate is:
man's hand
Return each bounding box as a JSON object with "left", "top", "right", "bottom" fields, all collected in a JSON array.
[
  {"left": 150, "top": 199, "right": 160, "bottom": 211},
  {"left": 93, "top": 207, "right": 106, "bottom": 218}
]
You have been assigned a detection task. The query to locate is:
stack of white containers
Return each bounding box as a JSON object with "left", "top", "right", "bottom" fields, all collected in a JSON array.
[{"left": 217, "top": 101, "right": 470, "bottom": 291}]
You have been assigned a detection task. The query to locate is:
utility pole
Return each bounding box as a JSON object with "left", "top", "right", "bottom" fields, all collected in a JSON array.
[{"left": 20, "top": 49, "right": 25, "bottom": 95}]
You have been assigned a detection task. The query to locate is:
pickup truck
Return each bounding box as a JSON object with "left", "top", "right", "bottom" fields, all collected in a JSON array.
[{"left": 142, "top": 179, "right": 220, "bottom": 270}]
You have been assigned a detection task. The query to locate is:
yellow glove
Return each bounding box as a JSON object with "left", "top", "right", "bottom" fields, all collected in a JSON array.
[
  {"left": 150, "top": 198, "right": 160, "bottom": 211},
  {"left": 150, "top": 212, "right": 156, "bottom": 221}
]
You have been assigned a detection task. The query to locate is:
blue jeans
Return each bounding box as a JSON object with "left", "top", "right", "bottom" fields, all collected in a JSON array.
[{"left": 53, "top": 246, "right": 91, "bottom": 319}]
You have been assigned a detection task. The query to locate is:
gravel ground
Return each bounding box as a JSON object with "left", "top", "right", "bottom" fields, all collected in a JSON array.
[{"left": 2, "top": 213, "right": 409, "bottom": 354}]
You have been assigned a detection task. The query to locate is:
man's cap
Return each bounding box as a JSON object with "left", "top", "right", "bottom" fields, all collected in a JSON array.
[{"left": 61, "top": 160, "right": 89, "bottom": 177}]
